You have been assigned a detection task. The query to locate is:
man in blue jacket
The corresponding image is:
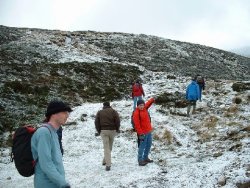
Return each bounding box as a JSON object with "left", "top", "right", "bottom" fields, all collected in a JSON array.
[
  {"left": 186, "top": 79, "right": 201, "bottom": 117},
  {"left": 31, "top": 100, "right": 72, "bottom": 188}
]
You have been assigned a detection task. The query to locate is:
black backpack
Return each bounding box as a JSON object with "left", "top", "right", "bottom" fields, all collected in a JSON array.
[{"left": 11, "top": 125, "right": 50, "bottom": 177}]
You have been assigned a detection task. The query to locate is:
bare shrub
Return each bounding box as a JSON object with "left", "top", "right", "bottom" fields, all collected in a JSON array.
[
  {"left": 224, "top": 104, "right": 238, "bottom": 117},
  {"left": 233, "top": 97, "right": 242, "bottom": 104},
  {"left": 197, "top": 129, "right": 213, "bottom": 142},
  {"left": 153, "top": 133, "right": 160, "bottom": 141},
  {"left": 203, "top": 116, "right": 219, "bottom": 128},
  {"left": 162, "top": 129, "right": 173, "bottom": 144},
  {"left": 226, "top": 122, "right": 242, "bottom": 127},
  {"left": 227, "top": 104, "right": 238, "bottom": 113}
]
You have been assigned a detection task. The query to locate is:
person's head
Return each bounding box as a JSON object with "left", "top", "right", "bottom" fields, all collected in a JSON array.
[
  {"left": 45, "top": 100, "right": 72, "bottom": 126},
  {"left": 137, "top": 99, "right": 145, "bottom": 110},
  {"left": 103, "top": 101, "right": 110, "bottom": 108},
  {"left": 136, "top": 79, "right": 140, "bottom": 84}
]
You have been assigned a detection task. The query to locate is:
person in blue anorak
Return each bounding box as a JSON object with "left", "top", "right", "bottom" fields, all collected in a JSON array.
[
  {"left": 31, "top": 100, "right": 72, "bottom": 188},
  {"left": 186, "top": 78, "right": 201, "bottom": 117}
]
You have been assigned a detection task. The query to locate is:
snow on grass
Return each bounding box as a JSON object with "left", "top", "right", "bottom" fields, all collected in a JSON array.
[{"left": 0, "top": 72, "right": 249, "bottom": 188}]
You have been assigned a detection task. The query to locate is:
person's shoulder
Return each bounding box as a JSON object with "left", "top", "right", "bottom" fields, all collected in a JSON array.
[{"left": 36, "top": 126, "right": 51, "bottom": 135}]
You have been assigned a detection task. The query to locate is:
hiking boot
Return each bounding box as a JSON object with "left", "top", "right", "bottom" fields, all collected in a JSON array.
[
  {"left": 145, "top": 158, "right": 153, "bottom": 163},
  {"left": 138, "top": 161, "right": 147, "bottom": 166},
  {"left": 106, "top": 166, "right": 111, "bottom": 171}
]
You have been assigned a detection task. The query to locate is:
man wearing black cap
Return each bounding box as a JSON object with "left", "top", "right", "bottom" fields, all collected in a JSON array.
[
  {"left": 95, "top": 102, "right": 120, "bottom": 171},
  {"left": 31, "top": 100, "right": 72, "bottom": 188}
]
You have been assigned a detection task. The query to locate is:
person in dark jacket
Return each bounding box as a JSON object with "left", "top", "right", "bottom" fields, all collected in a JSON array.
[
  {"left": 132, "top": 80, "right": 145, "bottom": 110},
  {"left": 95, "top": 102, "right": 120, "bottom": 171},
  {"left": 186, "top": 79, "right": 201, "bottom": 116}
]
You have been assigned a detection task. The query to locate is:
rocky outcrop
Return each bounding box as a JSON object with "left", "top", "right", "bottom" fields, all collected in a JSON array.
[{"left": 232, "top": 82, "right": 250, "bottom": 92}]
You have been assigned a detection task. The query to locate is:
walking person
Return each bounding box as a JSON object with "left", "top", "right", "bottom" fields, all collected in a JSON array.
[
  {"left": 31, "top": 100, "right": 72, "bottom": 188},
  {"left": 95, "top": 102, "right": 120, "bottom": 171},
  {"left": 132, "top": 80, "right": 145, "bottom": 110},
  {"left": 186, "top": 78, "right": 201, "bottom": 116},
  {"left": 133, "top": 98, "right": 155, "bottom": 166}
]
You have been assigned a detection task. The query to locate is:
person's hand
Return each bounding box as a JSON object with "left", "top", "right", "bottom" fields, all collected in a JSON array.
[
  {"left": 95, "top": 132, "right": 100, "bottom": 136},
  {"left": 139, "top": 134, "right": 145, "bottom": 141}
]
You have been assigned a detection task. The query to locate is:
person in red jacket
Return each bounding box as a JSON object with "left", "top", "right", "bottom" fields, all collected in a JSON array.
[
  {"left": 132, "top": 80, "right": 145, "bottom": 110},
  {"left": 132, "top": 98, "right": 154, "bottom": 166}
]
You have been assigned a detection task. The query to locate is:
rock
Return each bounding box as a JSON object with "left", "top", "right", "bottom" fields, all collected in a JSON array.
[
  {"left": 155, "top": 91, "right": 186, "bottom": 108},
  {"left": 236, "top": 180, "right": 250, "bottom": 188},
  {"left": 232, "top": 82, "right": 250, "bottom": 92},
  {"left": 233, "top": 97, "right": 243, "bottom": 104},
  {"left": 218, "top": 175, "right": 226, "bottom": 186},
  {"left": 213, "top": 152, "right": 223, "bottom": 158}
]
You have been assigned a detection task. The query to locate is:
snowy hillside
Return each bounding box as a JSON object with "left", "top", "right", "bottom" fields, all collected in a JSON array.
[
  {"left": 0, "top": 69, "right": 249, "bottom": 188},
  {"left": 1, "top": 25, "right": 250, "bottom": 138}
]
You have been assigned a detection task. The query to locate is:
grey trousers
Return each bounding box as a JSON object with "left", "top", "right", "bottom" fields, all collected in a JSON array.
[
  {"left": 100, "top": 130, "right": 117, "bottom": 166},
  {"left": 187, "top": 100, "right": 197, "bottom": 115}
]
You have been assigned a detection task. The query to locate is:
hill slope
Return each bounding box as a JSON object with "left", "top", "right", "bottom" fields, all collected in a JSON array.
[{"left": 0, "top": 25, "right": 249, "bottom": 142}]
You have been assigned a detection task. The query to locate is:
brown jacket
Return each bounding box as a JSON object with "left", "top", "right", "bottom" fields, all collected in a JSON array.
[{"left": 95, "top": 106, "right": 120, "bottom": 134}]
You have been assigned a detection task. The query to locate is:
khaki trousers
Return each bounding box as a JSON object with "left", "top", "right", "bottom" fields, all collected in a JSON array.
[{"left": 100, "top": 130, "right": 117, "bottom": 166}]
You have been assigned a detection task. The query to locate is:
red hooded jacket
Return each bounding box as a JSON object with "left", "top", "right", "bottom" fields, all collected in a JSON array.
[
  {"left": 132, "top": 83, "right": 145, "bottom": 98},
  {"left": 133, "top": 98, "right": 154, "bottom": 135}
]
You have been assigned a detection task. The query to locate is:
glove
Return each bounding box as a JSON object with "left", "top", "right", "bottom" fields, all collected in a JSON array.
[
  {"left": 139, "top": 134, "right": 145, "bottom": 141},
  {"left": 95, "top": 132, "right": 100, "bottom": 136}
]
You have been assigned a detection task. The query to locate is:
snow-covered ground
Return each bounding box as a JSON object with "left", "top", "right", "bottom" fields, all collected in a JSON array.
[{"left": 0, "top": 70, "right": 249, "bottom": 188}]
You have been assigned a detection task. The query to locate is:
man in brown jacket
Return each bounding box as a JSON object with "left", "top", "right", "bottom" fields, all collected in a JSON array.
[{"left": 95, "top": 102, "right": 120, "bottom": 171}]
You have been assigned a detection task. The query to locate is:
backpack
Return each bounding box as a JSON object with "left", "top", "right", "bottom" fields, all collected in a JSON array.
[
  {"left": 131, "top": 111, "right": 136, "bottom": 129},
  {"left": 11, "top": 125, "right": 50, "bottom": 177}
]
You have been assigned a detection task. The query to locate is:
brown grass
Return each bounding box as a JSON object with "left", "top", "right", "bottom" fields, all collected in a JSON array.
[
  {"left": 162, "top": 129, "right": 173, "bottom": 144},
  {"left": 203, "top": 116, "right": 219, "bottom": 128},
  {"left": 224, "top": 104, "right": 238, "bottom": 117}
]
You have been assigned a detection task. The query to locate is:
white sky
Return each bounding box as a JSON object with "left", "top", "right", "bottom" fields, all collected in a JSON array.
[{"left": 0, "top": 0, "right": 250, "bottom": 50}]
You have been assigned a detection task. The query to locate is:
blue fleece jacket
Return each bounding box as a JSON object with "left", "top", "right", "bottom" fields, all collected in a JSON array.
[
  {"left": 31, "top": 124, "right": 69, "bottom": 188},
  {"left": 186, "top": 81, "right": 201, "bottom": 101}
]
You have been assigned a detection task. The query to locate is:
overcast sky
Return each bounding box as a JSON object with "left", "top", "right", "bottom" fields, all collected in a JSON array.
[{"left": 0, "top": 0, "right": 250, "bottom": 50}]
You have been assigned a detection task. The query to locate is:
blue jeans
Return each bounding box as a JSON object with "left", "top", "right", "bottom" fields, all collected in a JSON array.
[
  {"left": 138, "top": 132, "right": 152, "bottom": 162},
  {"left": 133, "top": 96, "right": 142, "bottom": 110}
]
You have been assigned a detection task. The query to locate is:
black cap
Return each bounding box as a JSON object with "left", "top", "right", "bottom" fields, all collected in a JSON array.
[
  {"left": 137, "top": 99, "right": 145, "bottom": 106},
  {"left": 103, "top": 102, "right": 110, "bottom": 107},
  {"left": 45, "top": 100, "right": 72, "bottom": 118}
]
